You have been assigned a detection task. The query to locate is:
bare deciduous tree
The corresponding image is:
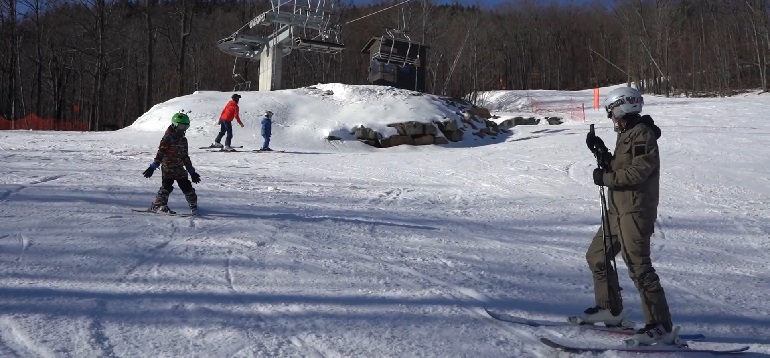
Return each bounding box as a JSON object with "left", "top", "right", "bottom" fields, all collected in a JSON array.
[
  {"left": 144, "top": 0, "right": 155, "bottom": 112},
  {"left": 4, "top": 0, "right": 770, "bottom": 129},
  {"left": 2, "top": 0, "right": 19, "bottom": 121}
]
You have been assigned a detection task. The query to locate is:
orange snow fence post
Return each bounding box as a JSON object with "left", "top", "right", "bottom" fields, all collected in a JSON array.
[{"left": 593, "top": 88, "right": 600, "bottom": 110}]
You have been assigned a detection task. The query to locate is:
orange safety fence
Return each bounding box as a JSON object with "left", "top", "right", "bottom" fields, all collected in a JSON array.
[
  {"left": 0, "top": 113, "right": 90, "bottom": 131},
  {"left": 531, "top": 98, "right": 586, "bottom": 123}
]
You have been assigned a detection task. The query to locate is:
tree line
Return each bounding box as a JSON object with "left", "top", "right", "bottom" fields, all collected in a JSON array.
[{"left": 1, "top": 0, "right": 768, "bottom": 130}]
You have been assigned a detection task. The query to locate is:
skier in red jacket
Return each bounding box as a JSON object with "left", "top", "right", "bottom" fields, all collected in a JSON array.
[{"left": 210, "top": 94, "right": 244, "bottom": 151}]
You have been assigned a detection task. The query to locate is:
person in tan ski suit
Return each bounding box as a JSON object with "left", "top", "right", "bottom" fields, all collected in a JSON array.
[{"left": 581, "top": 86, "right": 678, "bottom": 346}]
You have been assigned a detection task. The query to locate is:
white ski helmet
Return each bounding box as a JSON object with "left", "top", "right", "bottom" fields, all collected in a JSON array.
[
  {"left": 603, "top": 87, "right": 643, "bottom": 119},
  {"left": 265, "top": 110, "right": 273, "bottom": 118}
]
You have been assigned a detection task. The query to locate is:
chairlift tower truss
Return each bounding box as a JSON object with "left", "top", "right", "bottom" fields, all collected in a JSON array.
[{"left": 217, "top": 0, "right": 344, "bottom": 91}]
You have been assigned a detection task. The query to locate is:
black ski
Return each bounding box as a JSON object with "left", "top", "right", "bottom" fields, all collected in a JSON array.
[
  {"left": 252, "top": 150, "right": 285, "bottom": 153},
  {"left": 131, "top": 208, "right": 196, "bottom": 217},
  {"left": 484, "top": 309, "right": 705, "bottom": 341},
  {"left": 540, "top": 337, "right": 749, "bottom": 354},
  {"left": 199, "top": 145, "right": 243, "bottom": 149}
]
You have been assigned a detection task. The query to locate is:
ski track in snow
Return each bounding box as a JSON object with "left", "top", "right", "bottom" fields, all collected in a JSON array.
[
  {"left": 565, "top": 162, "right": 586, "bottom": 187},
  {"left": 0, "top": 317, "right": 56, "bottom": 358},
  {"left": 88, "top": 300, "right": 117, "bottom": 358},
  {"left": 0, "top": 174, "right": 67, "bottom": 202},
  {"left": 225, "top": 251, "right": 235, "bottom": 292},
  {"left": 288, "top": 335, "right": 326, "bottom": 358},
  {"left": 120, "top": 218, "right": 211, "bottom": 286},
  {"left": 16, "top": 234, "right": 30, "bottom": 262},
  {"left": 269, "top": 224, "right": 551, "bottom": 356},
  {"left": 347, "top": 249, "right": 545, "bottom": 356},
  {"left": 120, "top": 236, "right": 174, "bottom": 281}
]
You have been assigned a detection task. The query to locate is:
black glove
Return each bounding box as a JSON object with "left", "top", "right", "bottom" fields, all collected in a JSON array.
[
  {"left": 586, "top": 132, "right": 608, "bottom": 154},
  {"left": 592, "top": 168, "right": 605, "bottom": 186},
  {"left": 188, "top": 168, "right": 201, "bottom": 184},
  {"left": 586, "top": 130, "right": 595, "bottom": 149},
  {"left": 142, "top": 163, "right": 159, "bottom": 178},
  {"left": 587, "top": 132, "right": 612, "bottom": 170},
  {"left": 597, "top": 151, "right": 612, "bottom": 172}
]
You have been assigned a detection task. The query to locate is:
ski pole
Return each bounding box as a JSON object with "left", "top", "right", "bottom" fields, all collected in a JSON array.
[{"left": 589, "top": 124, "right": 621, "bottom": 314}]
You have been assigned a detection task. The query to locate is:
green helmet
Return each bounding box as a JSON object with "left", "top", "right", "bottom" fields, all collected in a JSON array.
[{"left": 172, "top": 112, "right": 190, "bottom": 126}]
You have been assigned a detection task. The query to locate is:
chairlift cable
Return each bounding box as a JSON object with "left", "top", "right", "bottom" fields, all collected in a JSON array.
[{"left": 346, "top": 0, "right": 412, "bottom": 25}]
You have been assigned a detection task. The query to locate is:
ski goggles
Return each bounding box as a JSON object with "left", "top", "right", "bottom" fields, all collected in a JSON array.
[{"left": 175, "top": 123, "right": 190, "bottom": 131}]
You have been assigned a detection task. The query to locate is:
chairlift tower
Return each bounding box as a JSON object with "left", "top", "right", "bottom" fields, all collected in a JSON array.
[{"left": 217, "top": 0, "right": 344, "bottom": 91}]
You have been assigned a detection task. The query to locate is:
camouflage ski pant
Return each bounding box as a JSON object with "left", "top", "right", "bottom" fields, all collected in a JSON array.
[
  {"left": 585, "top": 212, "right": 672, "bottom": 326},
  {"left": 153, "top": 177, "right": 197, "bottom": 209}
]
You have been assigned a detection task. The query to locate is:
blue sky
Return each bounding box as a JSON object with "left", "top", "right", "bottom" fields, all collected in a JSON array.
[
  {"left": 424, "top": 0, "right": 591, "bottom": 5},
  {"left": 352, "top": 0, "right": 586, "bottom": 8},
  {"left": 356, "top": 0, "right": 509, "bottom": 6}
]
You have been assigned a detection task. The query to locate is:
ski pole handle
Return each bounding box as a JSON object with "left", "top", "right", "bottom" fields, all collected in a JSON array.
[
  {"left": 588, "top": 124, "right": 599, "bottom": 163},
  {"left": 588, "top": 124, "right": 610, "bottom": 172}
]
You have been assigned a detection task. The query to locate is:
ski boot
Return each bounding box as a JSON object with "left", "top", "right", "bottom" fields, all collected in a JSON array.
[
  {"left": 568, "top": 306, "right": 635, "bottom": 328},
  {"left": 211, "top": 142, "right": 224, "bottom": 148},
  {"left": 223, "top": 145, "right": 236, "bottom": 152},
  {"left": 185, "top": 190, "right": 198, "bottom": 216},
  {"left": 624, "top": 323, "right": 686, "bottom": 347},
  {"left": 149, "top": 204, "right": 176, "bottom": 214}
]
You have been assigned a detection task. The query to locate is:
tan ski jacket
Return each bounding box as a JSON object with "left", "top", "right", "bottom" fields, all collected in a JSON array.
[{"left": 601, "top": 116, "right": 662, "bottom": 216}]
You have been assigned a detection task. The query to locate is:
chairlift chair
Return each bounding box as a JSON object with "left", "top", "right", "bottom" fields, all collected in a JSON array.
[{"left": 361, "top": 30, "right": 428, "bottom": 92}]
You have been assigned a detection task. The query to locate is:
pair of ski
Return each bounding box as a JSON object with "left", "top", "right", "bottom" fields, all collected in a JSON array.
[
  {"left": 200, "top": 145, "right": 284, "bottom": 153},
  {"left": 215, "top": 149, "right": 285, "bottom": 153},
  {"left": 199, "top": 145, "right": 242, "bottom": 152},
  {"left": 131, "top": 208, "right": 198, "bottom": 218},
  {"left": 484, "top": 309, "right": 750, "bottom": 354}
]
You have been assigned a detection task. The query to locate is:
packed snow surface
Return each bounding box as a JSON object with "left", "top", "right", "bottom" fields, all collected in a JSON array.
[{"left": 1, "top": 83, "right": 768, "bottom": 357}]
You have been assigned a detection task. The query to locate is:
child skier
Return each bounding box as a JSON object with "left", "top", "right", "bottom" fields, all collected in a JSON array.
[
  {"left": 142, "top": 112, "right": 201, "bottom": 215},
  {"left": 260, "top": 110, "right": 273, "bottom": 151}
]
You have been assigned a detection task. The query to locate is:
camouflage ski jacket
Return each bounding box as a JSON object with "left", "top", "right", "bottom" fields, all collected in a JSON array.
[
  {"left": 601, "top": 116, "right": 662, "bottom": 216},
  {"left": 153, "top": 125, "right": 193, "bottom": 179}
]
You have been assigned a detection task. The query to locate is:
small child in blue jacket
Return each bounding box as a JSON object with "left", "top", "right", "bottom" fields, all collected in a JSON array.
[{"left": 260, "top": 110, "right": 273, "bottom": 151}]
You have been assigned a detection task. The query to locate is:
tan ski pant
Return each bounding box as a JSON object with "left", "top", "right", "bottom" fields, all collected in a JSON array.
[{"left": 585, "top": 212, "right": 672, "bottom": 326}]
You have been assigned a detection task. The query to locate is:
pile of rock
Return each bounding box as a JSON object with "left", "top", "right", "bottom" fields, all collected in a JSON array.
[
  {"left": 351, "top": 97, "right": 512, "bottom": 148},
  {"left": 499, "top": 116, "right": 563, "bottom": 128}
]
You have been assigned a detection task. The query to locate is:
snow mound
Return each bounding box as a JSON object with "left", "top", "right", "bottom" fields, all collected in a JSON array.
[{"left": 127, "top": 84, "right": 500, "bottom": 151}]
